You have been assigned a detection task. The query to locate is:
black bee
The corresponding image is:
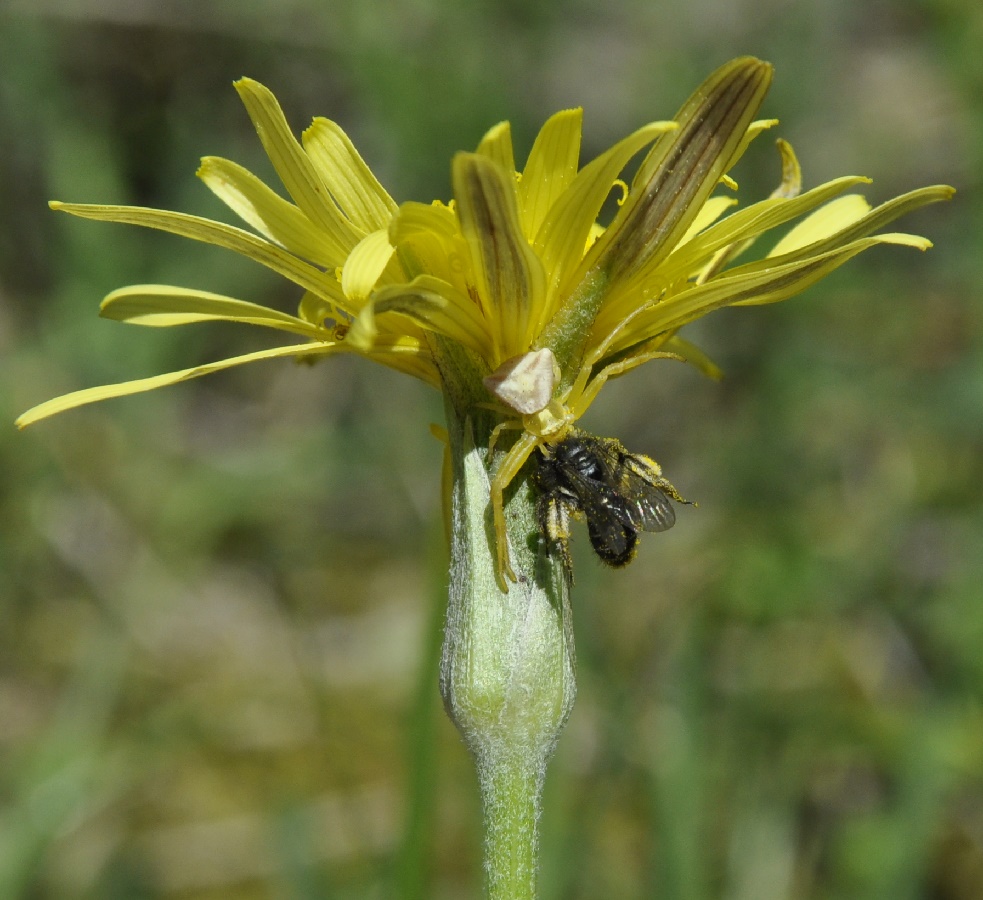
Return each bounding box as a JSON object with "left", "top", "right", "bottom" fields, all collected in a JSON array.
[{"left": 531, "top": 430, "right": 688, "bottom": 581}]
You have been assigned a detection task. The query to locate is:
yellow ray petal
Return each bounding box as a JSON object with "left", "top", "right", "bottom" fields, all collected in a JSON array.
[
  {"left": 475, "top": 121, "right": 516, "bottom": 174},
  {"left": 646, "top": 176, "right": 870, "bottom": 288},
  {"left": 388, "top": 201, "right": 471, "bottom": 294},
  {"left": 371, "top": 276, "right": 492, "bottom": 358},
  {"left": 452, "top": 153, "right": 546, "bottom": 360},
  {"left": 341, "top": 229, "right": 396, "bottom": 304},
  {"left": 731, "top": 233, "right": 932, "bottom": 306},
  {"left": 365, "top": 336, "right": 442, "bottom": 387},
  {"left": 234, "top": 78, "right": 363, "bottom": 249},
  {"left": 100, "top": 285, "right": 328, "bottom": 338},
  {"left": 197, "top": 156, "right": 343, "bottom": 267},
  {"left": 302, "top": 117, "right": 398, "bottom": 233},
  {"left": 677, "top": 195, "right": 739, "bottom": 246},
  {"left": 391, "top": 199, "right": 460, "bottom": 241},
  {"left": 591, "top": 175, "right": 871, "bottom": 333},
  {"left": 589, "top": 57, "right": 774, "bottom": 285},
  {"left": 534, "top": 120, "right": 676, "bottom": 307},
  {"left": 16, "top": 343, "right": 333, "bottom": 429},
  {"left": 765, "top": 185, "right": 955, "bottom": 263},
  {"left": 627, "top": 235, "right": 923, "bottom": 343},
  {"left": 517, "top": 108, "right": 583, "bottom": 242},
  {"left": 298, "top": 291, "right": 350, "bottom": 330},
  {"left": 768, "top": 194, "right": 871, "bottom": 257},
  {"left": 673, "top": 138, "right": 806, "bottom": 289},
  {"left": 346, "top": 298, "right": 379, "bottom": 350},
  {"left": 50, "top": 202, "right": 350, "bottom": 310}
]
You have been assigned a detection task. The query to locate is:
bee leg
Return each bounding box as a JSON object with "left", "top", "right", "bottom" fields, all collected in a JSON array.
[
  {"left": 537, "top": 493, "right": 574, "bottom": 586},
  {"left": 624, "top": 453, "right": 693, "bottom": 506},
  {"left": 654, "top": 477, "right": 691, "bottom": 505}
]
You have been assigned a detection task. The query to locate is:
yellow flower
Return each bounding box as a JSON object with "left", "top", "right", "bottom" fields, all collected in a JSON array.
[{"left": 18, "top": 58, "right": 953, "bottom": 587}]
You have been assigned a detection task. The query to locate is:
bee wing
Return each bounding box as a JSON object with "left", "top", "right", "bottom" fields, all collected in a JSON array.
[
  {"left": 617, "top": 459, "right": 677, "bottom": 532},
  {"left": 623, "top": 483, "right": 676, "bottom": 532}
]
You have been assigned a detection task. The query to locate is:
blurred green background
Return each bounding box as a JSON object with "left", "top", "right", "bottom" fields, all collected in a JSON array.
[{"left": 1, "top": 1, "right": 979, "bottom": 897}]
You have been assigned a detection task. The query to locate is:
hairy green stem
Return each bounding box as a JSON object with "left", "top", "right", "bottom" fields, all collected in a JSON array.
[
  {"left": 478, "top": 758, "right": 541, "bottom": 899},
  {"left": 439, "top": 407, "right": 576, "bottom": 899}
]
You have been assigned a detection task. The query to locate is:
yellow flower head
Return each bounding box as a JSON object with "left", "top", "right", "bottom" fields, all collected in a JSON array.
[{"left": 18, "top": 58, "right": 953, "bottom": 585}]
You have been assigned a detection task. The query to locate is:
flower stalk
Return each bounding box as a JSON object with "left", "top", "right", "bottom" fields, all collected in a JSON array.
[{"left": 439, "top": 403, "right": 575, "bottom": 899}]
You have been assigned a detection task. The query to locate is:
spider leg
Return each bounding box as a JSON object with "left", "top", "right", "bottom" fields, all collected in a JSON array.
[
  {"left": 486, "top": 416, "right": 521, "bottom": 459},
  {"left": 569, "top": 348, "right": 680, "bottom": 419},
  {"left": 489, "top": 430, "right": 541, "bottom": 591}
]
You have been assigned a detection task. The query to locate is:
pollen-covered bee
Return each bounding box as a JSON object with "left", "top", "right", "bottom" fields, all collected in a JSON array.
[{"left": 531, "top": 430, "right": 689, "bottom": 581}]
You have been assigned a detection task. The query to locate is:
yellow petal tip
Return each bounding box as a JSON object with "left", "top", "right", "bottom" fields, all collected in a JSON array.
[{"left": 233, "top": 77, "right": 270, "bottom": 101}]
